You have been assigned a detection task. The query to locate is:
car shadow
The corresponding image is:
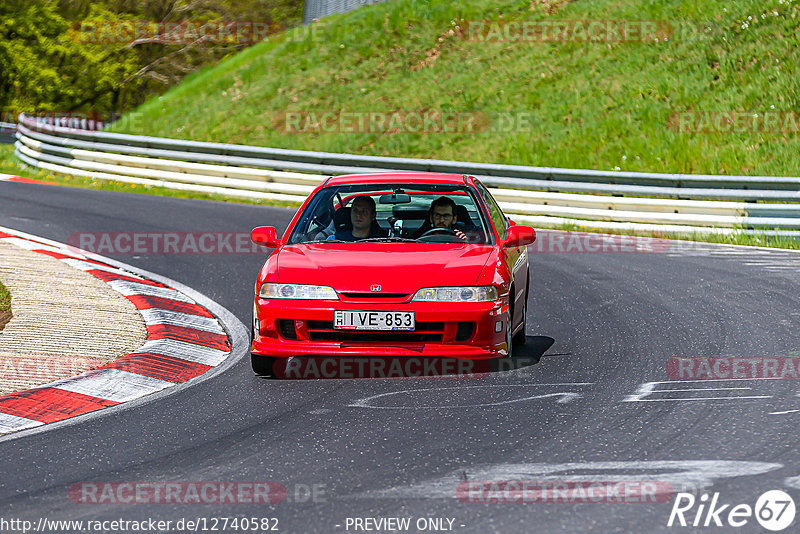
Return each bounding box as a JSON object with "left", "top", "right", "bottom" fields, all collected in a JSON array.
[
  {"left": 257, "top": 335, "right": 559, "bottom": 380},
  {"left": 487, "top": 335, "right": 557, "bottom": 374}
]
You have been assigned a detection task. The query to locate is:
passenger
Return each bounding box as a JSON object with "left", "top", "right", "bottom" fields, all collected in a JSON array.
[{"left": 331, "top": 195, "right": 387, "bottom": 241}]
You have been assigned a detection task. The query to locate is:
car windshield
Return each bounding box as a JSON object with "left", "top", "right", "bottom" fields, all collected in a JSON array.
[{"left": 287, "top": 183, "right": 492, "bottom": 245}]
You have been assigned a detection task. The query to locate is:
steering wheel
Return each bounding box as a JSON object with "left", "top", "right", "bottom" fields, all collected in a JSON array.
[{"left": 419, "top": 227, "right": 457, "bottom": 239}]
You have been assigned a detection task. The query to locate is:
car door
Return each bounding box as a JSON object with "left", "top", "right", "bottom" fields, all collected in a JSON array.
[{"left": 473, "top": 180, "right": 528, "bottom": 327}]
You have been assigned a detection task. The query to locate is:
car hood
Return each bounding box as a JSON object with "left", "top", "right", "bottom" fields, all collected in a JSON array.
[{"left": 276, "top": 243, "right": 494, "bottom": 293}]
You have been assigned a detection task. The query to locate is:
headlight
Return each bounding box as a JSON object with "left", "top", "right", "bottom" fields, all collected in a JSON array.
[
  {"left": 259, "top": 283, "right": 338, "bottom": 300},
  {"left": 412, "top": 286, "right": 498, "bottom": 302}
]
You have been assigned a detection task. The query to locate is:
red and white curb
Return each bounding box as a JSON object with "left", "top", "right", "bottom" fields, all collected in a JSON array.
[
  {"left": 0, "top": 173, "right": 55, "bottom": 185},
  {"left": 0, "top": 228, "right": 234, "bottom": 436}
]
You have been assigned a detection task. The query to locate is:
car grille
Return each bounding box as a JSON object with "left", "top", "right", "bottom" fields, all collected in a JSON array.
[
  {"left": 306, "top": 320, "right": 444, "bottom": 343},
  {"left": 339, "top": 292, "right": 410, "bottom": 300}
]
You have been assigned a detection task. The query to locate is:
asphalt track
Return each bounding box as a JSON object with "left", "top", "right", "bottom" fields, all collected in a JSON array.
[{"left": 1, "top": 180, "right": 800, "bottom": 533}]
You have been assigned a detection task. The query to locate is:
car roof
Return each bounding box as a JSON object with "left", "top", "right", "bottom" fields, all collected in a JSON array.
[{"left": 324, "top": 172, "right": 468, "bottom": 186}]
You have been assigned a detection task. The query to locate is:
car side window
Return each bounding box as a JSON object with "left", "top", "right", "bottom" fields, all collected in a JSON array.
[{"left": 475, "top": 181, "right": 508, "bottom": 239}]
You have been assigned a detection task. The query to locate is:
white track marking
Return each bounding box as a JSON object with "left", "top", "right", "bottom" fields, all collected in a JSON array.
[
  {"left": 351, "top": 461, "right": 783, "bottom": 499},
  {"left": 134, "top": 338, "right": 229, "bottom": 366},
  {"left": 107, "top": 279, "right": 194, "bottom": 303},
  {"left": 769, "top": 409, "right": 800, "bottom": 415},
  {"left": 1, "top": 237, "right": 85, "bottom": 258},
  {"left": 0, "top": 413, "right": 43, "bottom": 433},
  {"left": 667, "top": 243, "right": 800, "bottom": 276},
  {"left": 702, "top": 251, "right": 774, "bottom": 255},
  {"left": 630, "top": 398, "right": 769, "bottom": 403},
  {"left": 785, "top": 476, "right": 800, "bottom": 490},
  {"left": 623, "top": 380, "right": 772, "bottom": 402},
  {"left": 61, "top": 258, "right": 138, "bottom": 276},
  {"left": 746, "top": 264, "right": 800, "bottom": 268},
  {"left": 348, "top": 384, "right": 593, "bottom": 409},
  {"left": 52, "top": 369, "right": 175, "bottom": 402},
  {"left": 139, "top": 308, "right": 224, "bottom": 334}
]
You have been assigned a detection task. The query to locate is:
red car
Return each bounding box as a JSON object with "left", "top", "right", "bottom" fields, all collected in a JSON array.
[{"left": 249, "top": 172, "right": 536, "bottom": 375}]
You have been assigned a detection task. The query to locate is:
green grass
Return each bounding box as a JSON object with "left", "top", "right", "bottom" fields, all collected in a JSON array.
[
  {"left": 108, "top": 0, "right": 800, "bottom": 177},
  {"left": 0, "top": 280, "right": 10, "bottom": 313}
]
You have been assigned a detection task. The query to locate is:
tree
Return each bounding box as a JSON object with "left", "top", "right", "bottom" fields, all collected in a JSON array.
[{"left": 1, "top": 0, "right": 303, "bottom": 119}]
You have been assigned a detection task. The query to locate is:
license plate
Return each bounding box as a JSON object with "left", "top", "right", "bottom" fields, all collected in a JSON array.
[{"left": 334, "top": 310, "right": 415, "bottom": 331}]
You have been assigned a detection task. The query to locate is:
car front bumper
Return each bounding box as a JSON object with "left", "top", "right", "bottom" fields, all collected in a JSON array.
[{"left": 251, "top": 297, "right": 510, "bottom": 359}]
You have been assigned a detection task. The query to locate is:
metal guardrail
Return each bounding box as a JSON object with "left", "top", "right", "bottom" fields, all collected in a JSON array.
[
  {"left": 0, "top": 122, "right": 16, "bottom": 144},
  {"left": 16, "top": 115, "right": 800, "bottom": 198},
  {"left": 12, "top": 113, "right": 800, "bottom": 236}
]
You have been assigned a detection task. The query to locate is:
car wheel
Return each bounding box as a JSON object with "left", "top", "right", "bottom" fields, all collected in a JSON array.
[
  {"left": 251, "top": 354, "right": 276, "bottom": 376},
  {"left": 513, "top": 279, "right": 528, "bottom": 346}
]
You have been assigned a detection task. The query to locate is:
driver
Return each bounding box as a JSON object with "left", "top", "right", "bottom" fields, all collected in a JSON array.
[
  {"left": 331, "top": 195, "right": 387, "bottom": 241},
  {"left": 426, "top": 196, "right": 467, "bottom": 240}
]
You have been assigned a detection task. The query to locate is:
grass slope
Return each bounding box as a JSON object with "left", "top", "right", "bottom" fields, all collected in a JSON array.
[
  {"left": 0, "top": 280, "right": 9, "bottom": 313},
  {"left": 0, "top": 279, "right": 10, "bottom": 331},
  {"left": 110, "top": 0, "right": 800, "bottom": 176}
]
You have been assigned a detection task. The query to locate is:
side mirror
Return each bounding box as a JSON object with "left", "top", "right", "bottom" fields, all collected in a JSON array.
[
  {"left": 504, "top": 225, "right": 536, "bottom": 248},
  {"left": 251, "top": 226, "right": 279, "bottom": 247}
]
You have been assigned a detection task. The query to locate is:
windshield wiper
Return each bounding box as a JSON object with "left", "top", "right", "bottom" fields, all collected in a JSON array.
[
  {"left": 294, "top": 237, "right": 417, "bottom": 244},
  {"left": 293, "top": 239, "right": 347, "bottom": 244},
  {"left": 358, "top": 237, "right": 418, "bottom": 242}
]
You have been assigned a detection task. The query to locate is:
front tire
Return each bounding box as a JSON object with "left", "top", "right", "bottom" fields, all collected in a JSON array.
[
  {"left": 250, "top": 323, "right": 276, "bottom": 376},
  {"left": 251, "top": 353, "right": 276, "bottom": 376},
  {"left": 505, "top": 294, "right": 514, "bottom": 358},
  {"left": 513, "top": 279, "right": 528, "bottom": 346}
]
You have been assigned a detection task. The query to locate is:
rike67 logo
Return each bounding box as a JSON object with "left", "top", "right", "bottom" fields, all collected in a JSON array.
[{"left": 668, "top": 490, "right": 796, "bottom": 531}]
